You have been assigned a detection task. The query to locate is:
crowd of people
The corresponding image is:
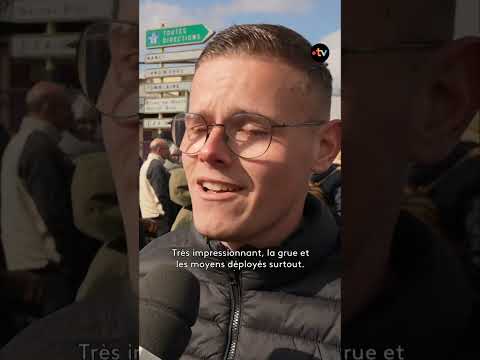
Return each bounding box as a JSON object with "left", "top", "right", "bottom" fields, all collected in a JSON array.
[
  {"left": 0, "top": 81, "right": 124, "bottom": 346},
  {"left": 0, "top": 0, "right": 479, "bottom": 358}
]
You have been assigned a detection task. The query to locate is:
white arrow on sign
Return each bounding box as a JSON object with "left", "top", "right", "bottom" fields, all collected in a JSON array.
[
  {"left": 10, "top": 33, "right": 80, "bottom": 58},
  {"left": 143, "top": 66, "right": 196, "bottom": 78},
  {"left": 144, "top": 81, "right": 192, "bottom": 93},
  {"left": 148, "top": 32, "right": 158, "bottom": 46},
  {"left": 143, "top": 118, "right": 173, "bottom": 129},
  {"left": 144, "top": 49, "right": 203, "bottom": 64},
  {"left": 143, "top": 97, "right": 188, "bottom": 113}
]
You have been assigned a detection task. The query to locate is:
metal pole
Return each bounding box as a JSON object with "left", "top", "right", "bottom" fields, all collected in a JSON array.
[{"left": 45, "top": 22, "right": 56, "bottom": 79}]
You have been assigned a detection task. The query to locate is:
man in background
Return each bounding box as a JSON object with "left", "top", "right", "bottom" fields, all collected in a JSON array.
[
  {"left": 1, "top": 82, "right": 86, "bottom": 316},
  {"left": 139, "top": 138, "right": 176, "bottom": 237},
  {"left": 163, "top": 143, "right": 181, "bottom": 172},
  {"left": 0, "top": 1, "right": 139, "bottom": 357}
]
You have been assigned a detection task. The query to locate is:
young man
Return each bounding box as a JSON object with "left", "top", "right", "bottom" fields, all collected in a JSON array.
[{"left": 140, "top": 24, "right": 341, "bottom": 359}]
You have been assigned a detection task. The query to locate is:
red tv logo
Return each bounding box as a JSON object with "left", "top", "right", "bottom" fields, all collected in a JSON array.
[{"left": 311, "top": 43, "right": 329, "bottom": 63}]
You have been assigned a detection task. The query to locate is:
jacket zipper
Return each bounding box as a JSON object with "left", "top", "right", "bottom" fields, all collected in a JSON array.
[{"left": 225, "top": 270, "right": 241, "bottom": 360}]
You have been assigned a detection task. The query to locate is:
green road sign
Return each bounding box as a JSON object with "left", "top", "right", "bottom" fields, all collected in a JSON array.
[{"left": 146, "top": 24, "right": 214, "bottom": 49}]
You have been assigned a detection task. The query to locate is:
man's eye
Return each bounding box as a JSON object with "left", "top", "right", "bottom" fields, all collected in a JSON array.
[
  {"left": 234, "top": 127, "right": 269, "bottom": 142},
  {"left": 238, "top": 127, "right": 268, "bottom": 136},
  {"left": 188, "top": 126, "right": 207, "bottom": 134}
]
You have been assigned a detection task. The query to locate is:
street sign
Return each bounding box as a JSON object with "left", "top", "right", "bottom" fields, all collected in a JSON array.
[
  {"left": 143, "top": 97, "right": 188, "bottom": 114},
  {"left": 143, "top": 118, "right": 173, "bottom": 129},
  {"left": 144, "top": 49, "right": 203, "bottom": 64},
  {"left": 144, "top": 81, "right": 192, "bottom": 93},
  {"left": 0, "top": 0, "right": 114, "bottom": 23},
  {"left": 146, "top": 24, "right": 214, "bottom": 49},
  {"left": 143, "top": 66, "right": 196, "bottom": 78},
  {"left": 10, "top": 33, "right": 79, "bottom": 58}
]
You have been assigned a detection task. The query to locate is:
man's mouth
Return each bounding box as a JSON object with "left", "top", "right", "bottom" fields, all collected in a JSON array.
[{"left": 198, "top": 180, "right": 242, "bottom": 193}]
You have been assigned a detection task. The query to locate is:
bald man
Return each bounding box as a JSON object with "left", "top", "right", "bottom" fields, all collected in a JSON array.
[
  {"left": 1, "top": 82, "right": 93, "bottom": 316},
  {"left": 139, "top": 138, "right": 177, "bottom": 238}
]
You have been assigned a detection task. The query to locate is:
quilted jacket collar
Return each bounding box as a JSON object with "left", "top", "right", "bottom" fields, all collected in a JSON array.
[{"left": 190, "top": 195, "right": 339, "bottom": 290}]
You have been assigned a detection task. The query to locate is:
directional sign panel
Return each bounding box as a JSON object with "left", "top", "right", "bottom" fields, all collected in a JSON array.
[
  {"left": 144, "top": 49, "right": 203, "bottom": 64},
  {"left": 144, "top": 81, "right": 192, "bottom": 93},
  {"left": 143, "top": 66, "right": 196, "bottom": 78},
  {"left": 146, "top": 24, "right": 214, "bottom": 48},
  {"left": 143, "top": 118, "right": 173, "bottom": 129},
  {"left": 10, "top": 33, "right": 79, "bottom": 58},
  {"left": 143, "top": 97, "right": 188, "bottom": 114},
  {"left": 0, "top": 0, "right": 114, "bottom": 22}
]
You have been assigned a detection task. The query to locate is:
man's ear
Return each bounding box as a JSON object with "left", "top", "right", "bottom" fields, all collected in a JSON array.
[
  {"left": 412, "top": 37, "right": 480, "bottom": 164},
  {"left": 311, "top": 119, "right": 341, "bottom": 173}
]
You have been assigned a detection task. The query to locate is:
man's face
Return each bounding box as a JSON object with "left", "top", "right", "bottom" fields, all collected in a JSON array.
[
  {"left": 159, "top": 146, "right": 170, "bottom": 160},
  {"left": 184, "top": 56, "right": 328, "bottom": 245}
]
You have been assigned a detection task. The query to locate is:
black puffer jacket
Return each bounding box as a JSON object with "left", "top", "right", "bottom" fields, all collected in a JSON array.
[{"left": 140, "top": 195, "right": 341, "bottom": 360}]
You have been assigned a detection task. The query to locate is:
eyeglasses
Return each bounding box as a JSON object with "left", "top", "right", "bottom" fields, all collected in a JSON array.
[
  {"left": 172, "top": 112, "right": 327, "bottom": 159},
  {"left": 76, "top": 21, "right": 139, "bottom": 122}
]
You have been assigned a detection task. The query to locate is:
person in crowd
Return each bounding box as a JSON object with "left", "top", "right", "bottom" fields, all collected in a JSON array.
[
  {"left": 405, "top": 141, "right": 480, "bottom": 284},
  {"left": 58, "top": 91, "right": 104, "bottom": 159},
  {"left": 162, "top": 143, "right": 181, "bottom": 172},
  {"left": 70, "top": 151, "right": 128, "bottom": 301},
  {"left": 1, "top": 1, "right": 139, "bottom": 356},
  {"left": 139, "top": 138, "right": 177, "bottom": 237},
  {"left": 140, "top": 24, "right": 342, "bottom": 359},
  {"left": 168, "top": 167, "right": 193, "bottom": 231},
  {"left": 169, "top": 143, "right": 182, "bottom": 165},
  {"left": 310, "top": 163, "right": 341, "bottom": 223},
  {"left": 0, "top": 82, "right": 96, "bottom": 318}
]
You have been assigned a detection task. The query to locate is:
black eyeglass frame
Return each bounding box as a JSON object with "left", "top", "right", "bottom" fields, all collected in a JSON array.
[
  {"left": 75, "top": 20, "right": 139, "bottom": 121},
  {"left": 172, "top": 112, "right": 328, "bottom": 159}
]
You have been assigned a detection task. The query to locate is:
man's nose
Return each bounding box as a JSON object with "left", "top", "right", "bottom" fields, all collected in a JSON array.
[{"left": 197, "top": 126, "right": 234, "bottom": 165}]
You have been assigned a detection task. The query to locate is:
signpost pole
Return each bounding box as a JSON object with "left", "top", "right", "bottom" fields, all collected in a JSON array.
[
  {"left": 45, "top": 21, "right": 56, "bottom": 79},
  {"left": 158, "top": 23, "right": 166, "bottom": 137}
]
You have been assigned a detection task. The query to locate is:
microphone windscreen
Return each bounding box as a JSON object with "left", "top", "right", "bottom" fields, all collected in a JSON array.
[{"left": 140, "top": 264, "right": 200, "bottom": 360}]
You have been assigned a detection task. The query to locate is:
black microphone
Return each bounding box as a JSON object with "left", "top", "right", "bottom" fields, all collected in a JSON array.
[{"left": 140, "top": 264, "right": 200, "bottom": 360}]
